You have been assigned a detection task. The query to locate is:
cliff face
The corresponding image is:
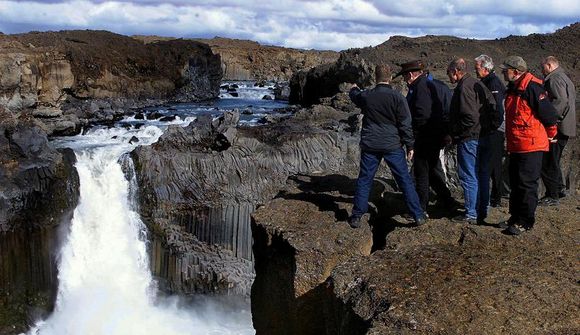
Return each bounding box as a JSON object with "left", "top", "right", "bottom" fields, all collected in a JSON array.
[{"left": 290, "top": 23, "right": 580, "bottom": 106}]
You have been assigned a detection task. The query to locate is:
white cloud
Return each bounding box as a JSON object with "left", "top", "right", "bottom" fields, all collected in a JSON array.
[{"left": 0, "top": 0, "right": 577, "bottom": 50}]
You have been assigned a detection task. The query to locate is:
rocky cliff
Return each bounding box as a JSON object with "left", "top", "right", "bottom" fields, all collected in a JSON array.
[
  {"left": 290, "top": 23, "right": 580, "bottom": 106},
  {"left": 0, "top": 30, "right": 222, "bottom": 135},
  {"left": 131, "top": 107, "right": 360, "bottom": 297}
]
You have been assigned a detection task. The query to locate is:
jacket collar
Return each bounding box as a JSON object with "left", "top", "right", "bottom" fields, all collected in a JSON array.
[{"left": 544, "top": 66, "right": 563, "bottom": 81}]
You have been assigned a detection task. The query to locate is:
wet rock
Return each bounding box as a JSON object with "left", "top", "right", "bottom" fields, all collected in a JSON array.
[
  {"left": 159, "top": 115, "right": 176, "bottom": 122},
  {"left": 262, "top": 95, "right": 273, "bottom": 100},
  {"left": 0, "top": 108, "right": 80, "bottom": 333},
  {"left": 129, "top": 136, "right": 139, "bottom": 144}
]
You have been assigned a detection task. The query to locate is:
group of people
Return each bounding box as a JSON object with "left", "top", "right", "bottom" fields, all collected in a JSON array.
[{"left": 347, "top": 54, "right": 576, "bottom": 236}]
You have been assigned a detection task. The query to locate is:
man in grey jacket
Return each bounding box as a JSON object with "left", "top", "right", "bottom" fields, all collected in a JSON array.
[{"left": 539, "top": 56, "right": 576, "bottom": 205}]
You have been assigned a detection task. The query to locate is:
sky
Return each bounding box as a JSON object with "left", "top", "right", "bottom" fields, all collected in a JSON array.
[{"left": 0, "top": 0, "right": 578, "bottom": 51}]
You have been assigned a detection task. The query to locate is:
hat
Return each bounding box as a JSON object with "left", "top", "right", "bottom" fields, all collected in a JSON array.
[
  {"left": 499, "top": 56, "right": 527, "bottom": 72},
  {"left": 395, "top": 60, "right": 425, "bottom": 77}
]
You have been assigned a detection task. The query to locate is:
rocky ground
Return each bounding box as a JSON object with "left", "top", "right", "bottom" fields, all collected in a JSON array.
[{"left": 251, "top": 173, "right": 579, "bottom": 335}]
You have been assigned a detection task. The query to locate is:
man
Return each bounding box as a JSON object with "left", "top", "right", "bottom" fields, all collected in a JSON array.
[
  {"left": 395, "top": 60, "right": 457, "bottom": 216},
  {"left": 348, "top": 64, "right": 426, "bottom": 228},
  {"left": 499, "top": 56, "right": 558, "bottom": 235},
  {"left": 447, "top": 58, "right": 496, "bottom": 224},
  {"left": 474, "top": 54, "right": 507, "bottom": 208},
  {"left": 539, "top": 56, "right": 576, "bottom": 206}
]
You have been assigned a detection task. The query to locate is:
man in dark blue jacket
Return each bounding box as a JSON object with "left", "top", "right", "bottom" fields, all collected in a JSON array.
[
  {"left": 475, "top": 54, "right": 507, "bottom": 208},
  {"left": 396, "top": 60, "right": 457, "bottom": 216},
  {"left": 348, "top": 64, "right": 426, "bottom": 228}
]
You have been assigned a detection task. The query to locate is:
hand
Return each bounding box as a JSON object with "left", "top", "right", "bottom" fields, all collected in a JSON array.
[
  {"left": 442, "top": 135, "right": 452, "bottom": 147},
  {"left": 407, "top": 149, "right": 414, "bottom": 161}
]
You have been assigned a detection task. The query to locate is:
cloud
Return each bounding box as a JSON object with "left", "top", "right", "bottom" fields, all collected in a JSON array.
[{"left": 0, "top": 0, "right": 578, "bottom": 50}]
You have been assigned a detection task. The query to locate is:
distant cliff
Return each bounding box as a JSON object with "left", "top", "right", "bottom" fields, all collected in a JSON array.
[{"left": 135, "top": 35, "right": 339, "bottom": 82}]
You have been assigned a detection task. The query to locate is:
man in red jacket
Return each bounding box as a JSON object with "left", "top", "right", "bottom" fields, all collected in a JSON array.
[{"left": 499, "top": 56, "right": 559, "bottom": 235}]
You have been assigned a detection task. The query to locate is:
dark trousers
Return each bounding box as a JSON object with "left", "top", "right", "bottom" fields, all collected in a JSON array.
[
  {"left": 353, "top": 148, "right": 423, "bottom": 220},
  {"left": 488, "top": 130, "right": 505, "bottom": 203},
  {"left": 413, "top": 145, "right": 452, "bottom": 211},
  {"left": 541, "top": 133, "right": 568, "bottom": 198},
  {"left": 508, "top": 151, "right": 543, "bottom": 227}
]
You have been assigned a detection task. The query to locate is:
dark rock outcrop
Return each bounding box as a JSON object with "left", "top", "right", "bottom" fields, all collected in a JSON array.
[
  {"left": 0, "top": 108, "right": 80, "bottom": 334},
  {"left": 132, "top": 108, "right": 360, "bottom": 296}
]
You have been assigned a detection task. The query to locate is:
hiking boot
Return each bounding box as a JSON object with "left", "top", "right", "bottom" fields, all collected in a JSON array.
[
  {"left": 503, "top": 223, "right": 532, "bottom": 236},
  {"left": 538, "top": 197, "right": 559, "bottom": 206},
  {"left": 413, "top": 215, "right": 428, "bottom": 227},
  {"left": 452, "top": 215, "right": 478, "bottom": 225},
  {"left": 348, "top": 215, "right": 362, "bottom": 228}
]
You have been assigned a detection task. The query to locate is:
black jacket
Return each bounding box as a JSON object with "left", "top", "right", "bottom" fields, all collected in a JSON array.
[
  {"left": 350, "top": 84, "right": 414, "bottom": 152},
  {"left": 406, "top": 73, "right": 449, "bottom": 146},
  {"left": 450, "top": 74, "right": 495, "bottom": 142},
  {"left": 480, "top": 72, "right": 506, "bottom": 132}
]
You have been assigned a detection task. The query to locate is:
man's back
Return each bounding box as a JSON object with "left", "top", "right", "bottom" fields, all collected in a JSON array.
[{"left": 350, "top": 83, "right": 414, "bottom": 153}]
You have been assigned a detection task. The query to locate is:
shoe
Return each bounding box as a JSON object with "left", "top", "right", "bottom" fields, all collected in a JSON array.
[
  {"left": 558, "top": 190, "right": 568, "bottom": 199},
  {"left": 477, "top": 218, "right": 488, "bottom": 225},
  {"left": 497, "top": 220, "right": 511, "bottom": 229},
  {"left": 414, "top": 215, "right": 428, "bottom": 227},
  {"left": 503, "top": 223, "right": 532, "bottom": 236},
  {"left": 451, "top": 215, "right": 478, "bottom": 225},
  {"left": 348, "top": 215, "right": 362, "bottom": 228},
  {"left": 538, "top": 197, "right": 559, "bottom": 206}
]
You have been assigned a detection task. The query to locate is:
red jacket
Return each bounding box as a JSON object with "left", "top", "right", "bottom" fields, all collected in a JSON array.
[{"left": 505, "top": 72, "right": 558, "bottom": 153}]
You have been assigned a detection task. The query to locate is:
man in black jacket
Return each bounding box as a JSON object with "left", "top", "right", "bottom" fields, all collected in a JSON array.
[
  {"left": 396, "top": 60, "right": 457, "bottom": 216},
  {"left": 348, "top": 64, "right": 426, "bottom": 228},
  {"left": 474, "top": 54, "right": 507, "bottom": 208}
]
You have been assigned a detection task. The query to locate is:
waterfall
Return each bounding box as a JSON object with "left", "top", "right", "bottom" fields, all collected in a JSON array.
[{"left": 28, "top": 125, "right": 253, "bottom": 335}]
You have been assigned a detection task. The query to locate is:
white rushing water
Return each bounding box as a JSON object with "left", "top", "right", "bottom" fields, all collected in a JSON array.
[{"left": 28, "top": 124, "right": 254, "bottom": 335}]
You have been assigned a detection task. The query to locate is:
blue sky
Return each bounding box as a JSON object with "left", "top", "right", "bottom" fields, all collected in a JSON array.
[{"left": 0, "top": 0, "right": 578, "bottom": 51}]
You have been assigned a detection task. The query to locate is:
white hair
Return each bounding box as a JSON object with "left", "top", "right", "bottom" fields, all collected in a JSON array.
[{"left": 474, "top": 54, "right": 494, "bottom": 71}]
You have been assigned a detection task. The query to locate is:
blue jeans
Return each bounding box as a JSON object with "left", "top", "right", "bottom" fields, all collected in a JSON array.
[
  {"left": 477, "top": 135, "right": 492, "bottom": 220},
  {"left": 352, "top": 148, "right": 423, "bottom": 220},
  {"left": 457, "top": 140, "right": 479, "bottom": 219}
]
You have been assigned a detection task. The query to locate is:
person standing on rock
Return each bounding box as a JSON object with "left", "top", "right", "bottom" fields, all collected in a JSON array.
[
  {"left": 395, "top": 60, "right": 458, "bottom": 217},
  {"left": 498, "top": 56, "right": 559, "bottom": 235},
  {"left": 447, "top": 58, "right": 496, "bottom": 225},
  {"left": 347, "top": 64, "right": 427, "bottom": 228},
  {"left": 539, "top": 56, "right": 576, "bottom": 206},
  {"left": 474, "top": 55, "right": 508, "bottom": 208}
]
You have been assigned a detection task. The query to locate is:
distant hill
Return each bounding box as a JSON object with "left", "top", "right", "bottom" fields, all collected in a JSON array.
[{"left": 290, "top": 22, "right": 580, "bottom": 105}]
